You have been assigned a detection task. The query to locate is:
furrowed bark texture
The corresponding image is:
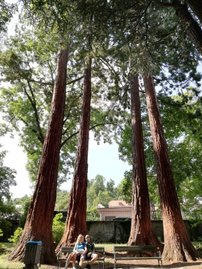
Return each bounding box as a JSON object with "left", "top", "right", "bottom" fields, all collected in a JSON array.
[
  {"left": 57, "top": 58, "right": 92, "bottom": 249},
  {"left": 144, "top": 75, "right": 198, "bottom": 262},
  {"left": 9, "top": 48, "right": 68, "bottom": 264},
  {"left": 173, "top": 0, "right": 202, "bottom": 54},
  {"left": 128, "top": 74, "right": 160, "bottom": 247}
]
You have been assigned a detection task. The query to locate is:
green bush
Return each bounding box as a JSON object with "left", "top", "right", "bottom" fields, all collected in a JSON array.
[
  {"left": 6, "top": 213, "right": 65, "bottom": 245},
  {"left": 0, "top": 219, "right": 14, "bottom": 241},
  {"left": 0, "top": 229, "right": 2, "bottom": 249},
  {"left": 52, "top": 213, "right": 65, "bottom": 244},
  {"left": 8, "top": 227, "right": 23, "bottom": 243}
]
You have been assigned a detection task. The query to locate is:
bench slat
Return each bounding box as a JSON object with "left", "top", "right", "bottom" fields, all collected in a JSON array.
[
  {"left": 114, "top": 256, "right": 162, "bottom": 260},
  {"left": 113, "top": 245, "right": 162, "bottom": 268},
  {"left": 114, "top": 245, "right": 156, "bottom": 252}
]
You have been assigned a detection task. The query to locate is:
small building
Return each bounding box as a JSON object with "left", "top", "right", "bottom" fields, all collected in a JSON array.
[{"left": 97, "top": 200, "right": 132, "bottom": 221}]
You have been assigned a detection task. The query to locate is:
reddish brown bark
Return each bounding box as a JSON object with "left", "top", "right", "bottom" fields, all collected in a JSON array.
[
  {"left": 144, "top": 75, "right": 198, "bottom": 262},
  {"left": 9, "top": 48, "right": 68, "bottom": 264},
  {"left": 128, "top": 74, "right": 160, "bottom": 247},
  {"left": 57, "top": 58, "right": 92, "bottom": 250},
  {"left": 172, "top": 0, "right": 202, "bottom": 54}
]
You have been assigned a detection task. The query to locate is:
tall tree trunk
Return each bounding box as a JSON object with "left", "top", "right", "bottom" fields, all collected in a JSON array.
[
  {"left": 144, "top": 75, "right": 198, "bottom": 262},
  {"left": 128, "top": 74, "right": 160, "bottom": 247},
  {"left": 9, "top": 48, "right": 68, "bottom": 264},
  {"left": 172, "top": 0, "right": 202, "bottom": 54},
  {"left": 186, "top": 0, "right": 202, "bottom": 24},
  {"left": 57, "top": 58, "right": 92, "bottom": 249}
]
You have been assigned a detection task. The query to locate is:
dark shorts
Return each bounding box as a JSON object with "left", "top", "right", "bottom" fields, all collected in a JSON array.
[
  {"left": 76, "top": 253, "right": 81, "bottom": 262},
  {"left": 83, "top": 253, "right": 92, "bottom": 260}
]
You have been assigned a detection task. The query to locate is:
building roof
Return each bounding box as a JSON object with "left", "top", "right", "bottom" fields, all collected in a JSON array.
[{"left": 108, "top": 200, "right": 131, "bottom": 208}]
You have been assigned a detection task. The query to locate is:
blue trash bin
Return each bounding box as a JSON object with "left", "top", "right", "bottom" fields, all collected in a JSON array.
[{"left": 24, "top": 241, "right": 42, "bottom": 269}]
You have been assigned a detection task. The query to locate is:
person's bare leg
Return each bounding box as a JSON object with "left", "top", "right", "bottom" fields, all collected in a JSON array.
[
  {"left": 66, "top": 252, "right": 78, "bottom": 269},
  {"left": 72, "top": 253, "right": 77, "bottom": 269},
  {"left": 65, "top": 252, "right": 74, "bottom": 269},
  {"left": 64, "top": 260, "right": 68, "bottom": 269},
  {"left": 79, "top": 255, "right": 85, "bottom": 267},
  {"left": 89, "top": 253, "right": 98, "bottom": 264}
]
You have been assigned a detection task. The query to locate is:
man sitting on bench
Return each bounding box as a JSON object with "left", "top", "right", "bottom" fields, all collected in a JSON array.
[{"left": 83, "top": 234, "right": 98, "bottom": 267}]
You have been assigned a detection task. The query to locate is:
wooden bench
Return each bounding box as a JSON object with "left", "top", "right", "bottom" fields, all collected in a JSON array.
[
  {"left": 57, "top": 246, "right": 105, "bottom": 269},
  {"left": 113, "top": 245, "right": 162, "bottom": 268}
]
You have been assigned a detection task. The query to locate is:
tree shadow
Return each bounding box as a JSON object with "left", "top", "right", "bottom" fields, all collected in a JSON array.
[{"left": 103, "top": 260, "right": 202, "bottom": 268}]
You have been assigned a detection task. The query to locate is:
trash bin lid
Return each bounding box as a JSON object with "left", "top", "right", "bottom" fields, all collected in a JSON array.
[{"left": 27, "top": 240, "right": 42, "bottom": 245}]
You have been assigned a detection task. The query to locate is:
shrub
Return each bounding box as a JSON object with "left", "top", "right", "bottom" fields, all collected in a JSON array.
[
  {"left": 0, "top": 219, "right": 14, "bottom": 241},
  {"left": 8, "top": 227, "right": 23, "bottom": 243},
  {"left": 0, "top": 229, "right": 2, "bottom": 249},
  {"left": 52, "top": 213, "right": 65, "bottom": 244}
]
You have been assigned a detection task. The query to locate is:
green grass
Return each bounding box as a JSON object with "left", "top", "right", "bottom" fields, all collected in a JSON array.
[
  {"left": 0, "top": 243, "right": 23, "bottom": 269},
  {"left": 0, "top": 243, "right": 56, "bottom": 268},
  {"left": 0, "top": 253, "right": 51, "bottom": 269},
  {"left": 0, "top": 241, "right": 201, "bottom": 268},
  {"left": 0, "top": 243, "right": 115, "bottom": 268},
  {"left": 0, "top": 243, "right": 106, "bottom": 268}
]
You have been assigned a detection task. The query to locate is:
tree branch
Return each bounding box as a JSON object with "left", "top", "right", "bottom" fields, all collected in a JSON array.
[{"left": 60, "top": 121, "right": 118, "bottom": 148}]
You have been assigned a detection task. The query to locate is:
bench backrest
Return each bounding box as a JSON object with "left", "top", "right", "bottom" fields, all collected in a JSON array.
[
  {"left": 95, "top": 247, "right": 105, "bottom": 253},
  {"left": 60, "top": 246, "right": 105, "bottom": 254},
  {"left": 114, "top": 245, "right": 157, "bottom": 253},
  {"left": 59, "top": 247, "right": 73, "bottom": 254}
]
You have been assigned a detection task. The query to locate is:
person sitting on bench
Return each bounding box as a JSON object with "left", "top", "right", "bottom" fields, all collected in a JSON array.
[
  {"left": 83, "top": 234, "right": 98, "bottom": 265},
  {"left": 65, "top": 234, "right": 86, "bottom": 269}
]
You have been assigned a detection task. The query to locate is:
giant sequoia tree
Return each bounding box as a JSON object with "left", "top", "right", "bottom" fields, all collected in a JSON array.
[
  {"left": 160, "top": 0, "right": 202, "bottom": 54},
  {"left": 1, "top": 1, "right": 201, "bottom": 265},
  {"left": 9, "top": 48, "right": 68, "bottom": 263},
  {"left": 128, "top": 74, "right": 160, "bottom": 247},
  {"left": 57, "top": 57, "right": 92, "bottom": 249},
  {"left": 106, "top": 1, "right": 200, "bottom": 262},
  {"left": 144, "top": 75, "right": 198, "bottom": 261}
]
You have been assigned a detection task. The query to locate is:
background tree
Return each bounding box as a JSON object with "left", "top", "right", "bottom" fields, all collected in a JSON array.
[
  {"left": 0, "top": 148, "right": 17, "bottom": 241},
  {"left": 91, "top": 174, "right": 106, "bottom": 197},
  {"left": 0, "top": 0, "right": 15, "bottom": 33},
  {"left": 55, "top": 191, "right": 70, "bottom": 211},
  {"left": 0, "top": 28, "right": 80, "bottom": 182},
  {"left": 14, "top": 195, "right": 31, "bottom": 228},
  {"left": 116, "top": 173, "right": 132, "bottom": 203},
  {"left": 87, "top": 175, "right": 119, "bottom": 220},
  {"left": 0, "top": 150, "right": 16, "bottom": 202}
]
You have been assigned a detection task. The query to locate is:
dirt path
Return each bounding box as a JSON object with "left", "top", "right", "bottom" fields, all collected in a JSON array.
[
  {"left": 115, "top": 259, "right": 202, "bottom": 268},
  {"left": 43, "top": 259, "right": 202, "bottom": 269}
]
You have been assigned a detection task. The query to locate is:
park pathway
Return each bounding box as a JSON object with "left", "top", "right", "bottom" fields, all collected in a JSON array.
[{"left": 44, "top": 259, "right": 202, "bottom": 269}]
